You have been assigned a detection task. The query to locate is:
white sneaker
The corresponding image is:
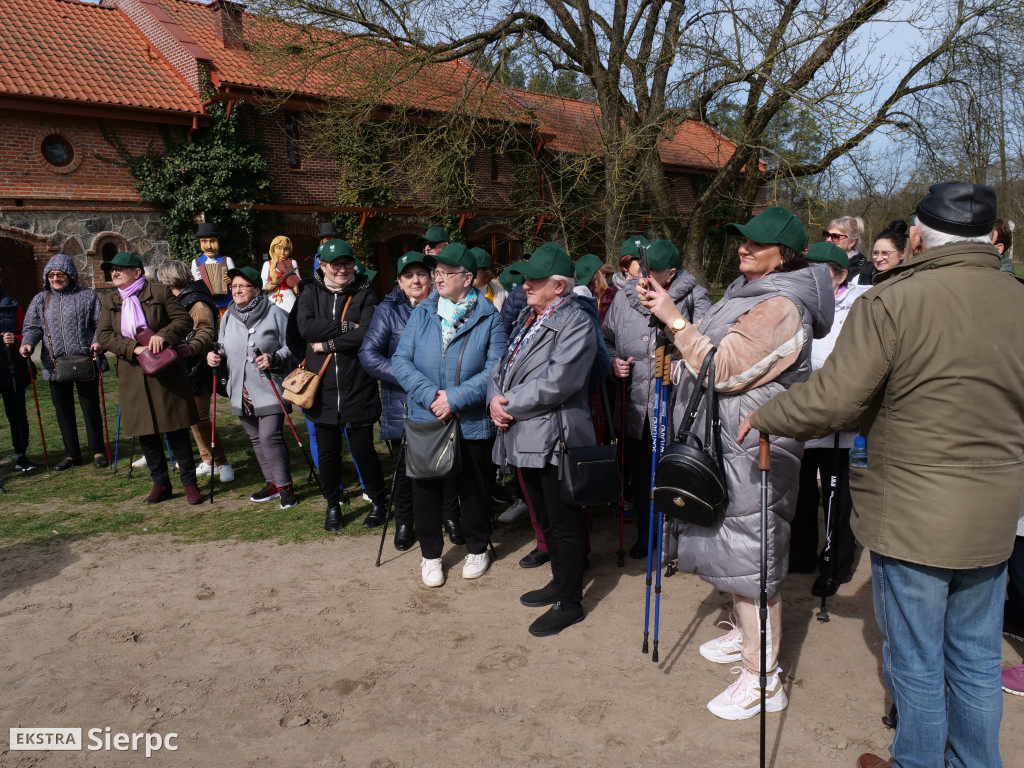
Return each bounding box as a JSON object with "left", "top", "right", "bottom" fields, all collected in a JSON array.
[
  {"left": 215, "top": 464, "right": 234, "bottom": 482},
  {"left": 497, "top": 498, "right": 528, "bottom": 523},
  {"left": 421, "top": 557, "right": 444, "bottom": 588},
  {"left": 195, "top": 462, "right": 213, "bottom": 477},
  {"left": 462, "top": 551, "right": 490, "bottom": 579},
  {"left": 132, "top": 456, "right": 148, "bottom": 469},
  {"left": 706, "top": 666, "right": 788, "bottom": 721},
  {"left": 700, "top": 613, "right": 743, "bottom": 663},
  {"left": 362, "top": 492, "right": 372, "bottom": 502}
]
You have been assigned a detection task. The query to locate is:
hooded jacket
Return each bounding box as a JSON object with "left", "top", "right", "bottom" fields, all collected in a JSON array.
[
  {"left": 665, "top": 263, "right": 834, "bottom": 599},
  {"left": 751, "top": 243, "right": 1024, "bottom": 569},
  {"left": 358, "top": 285, "right": 416, "bottom": 441},
  {"left": 294, "top": 271, "right": 380, "bottom": 427},
  {"left": 603, "top": 272, "right": 711, "bottom": 440},
  {"left": 21, "top": 254, "right": 102, "bottom": 382}
]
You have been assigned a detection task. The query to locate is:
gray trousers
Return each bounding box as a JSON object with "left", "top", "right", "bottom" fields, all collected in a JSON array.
[{"left": 239, "top": 412, "right": 292, "bottom": 489}]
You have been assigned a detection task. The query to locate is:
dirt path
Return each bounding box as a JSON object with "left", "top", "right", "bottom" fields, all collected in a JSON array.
[{"left": 2, "top": 522, "right": 1022, "bottom": 767}]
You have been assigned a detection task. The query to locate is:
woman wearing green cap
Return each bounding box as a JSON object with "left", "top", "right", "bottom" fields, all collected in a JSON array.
[
  {"left": 97, "top": 252, "right": 202, "bottom": 505},
  {"left": 639, "top": 206, "right": 834, "bottom": 720}
]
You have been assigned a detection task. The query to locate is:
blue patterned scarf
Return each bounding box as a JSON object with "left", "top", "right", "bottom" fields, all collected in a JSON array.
[{"left": 437, "top": 288, "right": 478, "bottom": 350}]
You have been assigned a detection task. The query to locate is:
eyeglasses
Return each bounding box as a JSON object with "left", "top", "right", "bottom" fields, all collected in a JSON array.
[
  {"left": 109, "top": 267, "right": 127, "bottom": 274},
  {"left": 872, "top": 249, "right": 897, "bottom": 259},
  {"left": 823, "top": 231, "right": 848, "bottom": 242},
  {"left": 433, "top": 269, "right": 466, "bottom": 280},
  {"left": 46, "top": 271, "right": 67, "bottom": 279},
  {"left": 323, "top": 261, "right": 354, "bottom": 271},
  {"left": 230, "top": 283, "right": 256, "bottom": 291}
]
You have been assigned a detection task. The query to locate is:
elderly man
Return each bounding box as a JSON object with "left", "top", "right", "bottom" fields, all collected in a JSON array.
[{"left": 741, "top": 183, "right": 1024, "bottom": 768}]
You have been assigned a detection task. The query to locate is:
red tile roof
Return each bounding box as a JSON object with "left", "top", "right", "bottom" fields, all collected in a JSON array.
[
  {"left": 0, "top": 0, "right": 202, "bottom": 115},
  {"left": 508, "top": 88, "right": 739, "bottom": 172}
]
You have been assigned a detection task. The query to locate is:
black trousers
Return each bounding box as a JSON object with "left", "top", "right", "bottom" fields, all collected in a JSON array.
[
  {"left": 315, "top": 423, "right": 384, "bottom": 505},
  {"left": 139, "top": 428, "right": 197, "bottom": 487},
  {"left": 1006, "top": 536, "right": 1024, "bottom": 629},
  {"left": 791, "top": 446, "right": 855, "bottom": 581},
  {"left": 49, "top": 378, "right": 104, "bottom": 460},
  {"left": 519, "top": 463, "right": 585, "bottom": 604},
  {"left": 412, "top": 438, "right": 491, "bottom": 558},
  {"left": 625, "top": 419, "right": 655, "bottom": 544},
  {"left": 1, "top": 383, "right": 30, "bottom": 456},
  {"left": 387, "top": 439, "right": 413, "bottom": 526}
]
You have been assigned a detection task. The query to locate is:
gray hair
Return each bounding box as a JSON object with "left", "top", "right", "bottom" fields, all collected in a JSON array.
[
  {"left": 155, "top": 259, "right": 193, "bottom": 289},
  {"left": 915, "top": 219, "right": 993, "bottom": 251},
  {"left": 551, "top": 275, "right": 575, "bottom": 294},
  {"left": 829, "top": 215, "right": 865, "bottom": 245}
]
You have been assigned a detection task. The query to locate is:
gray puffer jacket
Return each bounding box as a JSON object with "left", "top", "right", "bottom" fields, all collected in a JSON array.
[
  {"left": 489, "top": 296, "right": 597, "bottom": 470},
  {"left": 21, "top": 254, "right": 102, "bottom": 382},
  {"left": 603, "top": 272, "right": 710, "bottom": 440},
  {"left": 218, "top": 298, "right": 292, "bottom": 418},
  {"left": 666, "top": 264, "right": 834, "bottom": 600}
]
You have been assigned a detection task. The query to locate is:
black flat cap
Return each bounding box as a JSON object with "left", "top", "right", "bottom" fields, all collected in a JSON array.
[{"left": 915, "top": 182, "right": 997, "bottom": 237}]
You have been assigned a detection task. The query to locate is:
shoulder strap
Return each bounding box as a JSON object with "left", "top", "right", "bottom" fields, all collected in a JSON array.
[
  {"left": 685, "top": 290, "right": 695, "bottom": 322},
  {"left": 340, "top": 294, "right": 353, "bottom": 322},
  {"left": 453, "top": 334, "right": 470, "bottom": 386},
  {"left": 677, "top": 348, "right": 716, "bottom": 441}
]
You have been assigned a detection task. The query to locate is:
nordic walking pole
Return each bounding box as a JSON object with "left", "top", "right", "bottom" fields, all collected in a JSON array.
[
  {"left": 616, "top": 377, "right": 627, "bottom": 567},
  {"left": 652, "top": 334, "right": 672, "bottom": 663},
  {"left": 112, "top": 406, "right": 122, "bottom": 474},
  {"left": 376, "top": 438, "right": 405, "bottom": 567},
  {"left": 758, "top": 432, "right": 771, "bottom": 768},
  {"left": 164, "top": 434, "right": 175, "bottom": 472},
  {"left": 210, "top": 345, "right": 220, "bottom": 504},
  {"left": 26, "top": 360, "right": 49, "bottom": 470},
  {"left": 94, "top": 352, "right": 111, "bottom": 463},
  {"left": 126, "top": 436, "right": 137, "bottom": 479},
  {"left": 642, "top": 340, "right": 665, "bottom": 655},
  {"left": 817, "top": 432, "right": 842, "bottom": 623},
  {"left": 258, "top": 348, "right": 320, "bottom": 487}
]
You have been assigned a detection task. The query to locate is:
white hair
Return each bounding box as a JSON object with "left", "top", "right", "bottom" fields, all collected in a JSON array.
[
  {"left": 915, "top": 219, "right": 993, "bottom": 251},
  {"left": 551, "top": 275, "right": 575, "bottom": 294}
]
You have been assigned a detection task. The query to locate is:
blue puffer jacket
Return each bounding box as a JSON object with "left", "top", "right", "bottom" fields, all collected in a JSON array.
[
  {"left": 358, "top": 286, "right": 414, "bottom": 441},
  {"left": 500, "top": 284, "right": 527, "bottom": 337},
  {"left": 392, "top": 291, "right": 507, "bottom": 440}
]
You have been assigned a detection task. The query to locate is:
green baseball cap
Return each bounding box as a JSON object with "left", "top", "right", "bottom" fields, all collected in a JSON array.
[
  {"left": 354, "top": 257, "right": 377, "bottom": 283},
  {"left": 646, "top": 240, "right": 681, "bottom": 270},
  {"left": 574, "top": 253, "right": 604, "bottom": 286},
  {"left": 619, "top": 235, "right": 650, "bottom": 259},
  {"left": 509, "top": 242, "right": 574, "bottom": 279},
  {"left": 724, "top": 206, "right": 808, "bottom": 252},
  {"left": 421, "top": 226, "right": 450, "bottom": 245},
  {"left": 100, "top": 251, "right": 144, "bottom": 271},
  {"left": 434, "top": 243, "right": 477, "bottom": 273},
  {"left": 396, "top": 251, "right": 435, "bottom": 277},
  {"left": 805, "top": 241, "right": 850, "bottom": 269},
  {"left": 498, "top": 261, "right": 526, "bottom": 291},
  {"left": 227, "top": 266, "right": 262, "bottom": 287},
  {"left": 318, "top": 239, "right": 354, "bottom": 263},
  {"left": 470, "top": 247, "right": 492, "bottom": 271}
]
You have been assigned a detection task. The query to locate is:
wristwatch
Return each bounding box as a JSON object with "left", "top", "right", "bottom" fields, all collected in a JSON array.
[{"left": 665, "top": 316, "right": 687, "bottom": 338}]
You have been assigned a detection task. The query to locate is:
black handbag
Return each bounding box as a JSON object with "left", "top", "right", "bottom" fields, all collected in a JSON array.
[
  {"left": 556, "top": 381, "right": 623, "bottom": 507},
  {"left": 653, "top": 349, "right": 728, "bottom": 527},
  {"left": 403, "top": 336, "right": 468, "bottom": 480}
]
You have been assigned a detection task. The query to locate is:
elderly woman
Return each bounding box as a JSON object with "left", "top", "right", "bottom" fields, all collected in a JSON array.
[
  {"left": 207, "top": 267, "right": 295, "bottom": 508},
  {"left": 155, "top": 260, "right": 233, "bottom": 483},
  {"left": 639, "top": 207, "right": 833, "bottom": 720},
  {"left": 358, "top": 251, "right": 435, "bottom": 551},
  {"left": 262, "top": 235, "right": 301, "bottom": 313},
  {"left": 393, "top": 243, "right": 506, "bottom": 587},
  {"left": 604, "top": 239, "right": 710, "bottom": 558},
  {"left": 19, "top": 254, "right": 104, "bottom": 470},
  {"left": 870, "top": 219, "right": 911, "bottom": 276},
  {"left": 823, "top": 215, "right": 870, "bottom": 283},
  {"left": 97, "top": 252, "right": 202, "bottom": 504},
  {"left": 488, "top": 243, "right": 597, "bottom": 636},
  {"left": 295, "top": 239, "right": 387, "bottom": 531}
]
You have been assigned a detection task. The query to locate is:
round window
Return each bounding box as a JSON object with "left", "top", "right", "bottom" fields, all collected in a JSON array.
[{"left": 41, "top": 134, "right": 74, "bottom": 167}]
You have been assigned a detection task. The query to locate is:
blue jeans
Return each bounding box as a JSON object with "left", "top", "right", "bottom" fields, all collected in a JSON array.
[{"left": 871, "top": 552, "right": 1005, "bottom": 768}]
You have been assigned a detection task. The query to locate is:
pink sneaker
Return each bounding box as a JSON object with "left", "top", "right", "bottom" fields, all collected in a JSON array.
[{"left": 1002, "top": 664, "right": 1024, "bottom": 696}]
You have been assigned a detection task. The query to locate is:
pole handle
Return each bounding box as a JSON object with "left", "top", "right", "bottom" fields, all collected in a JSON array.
[{"left": 758, "top": 432, "right": 770, "bottom": 471}]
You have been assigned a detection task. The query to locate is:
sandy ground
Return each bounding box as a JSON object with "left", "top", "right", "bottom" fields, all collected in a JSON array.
[{"left": 1, "top": 517, "right": 1022, "bottom": 767}]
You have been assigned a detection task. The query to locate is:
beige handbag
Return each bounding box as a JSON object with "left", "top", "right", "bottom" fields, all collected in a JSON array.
[{"left": 281, "top": 355, "right": 332, "bottom": 409}]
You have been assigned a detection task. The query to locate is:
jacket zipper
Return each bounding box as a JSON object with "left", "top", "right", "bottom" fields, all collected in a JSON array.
[{"left": 57, "top": 292, "right": 71, "bottom": 356}]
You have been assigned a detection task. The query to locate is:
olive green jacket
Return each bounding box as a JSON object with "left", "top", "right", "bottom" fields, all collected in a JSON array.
[{"left": 751, "top": 242, "right": 1024, "bottom": 568}]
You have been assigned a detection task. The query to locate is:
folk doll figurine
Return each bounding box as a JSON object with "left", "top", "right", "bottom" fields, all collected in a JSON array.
[
  {"left": 262, "top": 235, "right": 301, "bottom": 313},
  {"left": 190, "top": 223, "right": 236, "bottom": 311}
]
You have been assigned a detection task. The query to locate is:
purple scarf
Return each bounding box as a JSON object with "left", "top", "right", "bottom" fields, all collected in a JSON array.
[{"left": 118, "top": 276, "right": 148, "bottom": 339}]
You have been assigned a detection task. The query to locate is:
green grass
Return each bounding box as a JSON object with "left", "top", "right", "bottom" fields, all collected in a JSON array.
[{"left": 0, "top": 360, "right": 387, "bottom": 546}]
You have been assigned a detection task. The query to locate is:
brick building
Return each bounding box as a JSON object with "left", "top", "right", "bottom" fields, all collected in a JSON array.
[{"left": 0, "top": 0, "right": 745, "bottom": 307}]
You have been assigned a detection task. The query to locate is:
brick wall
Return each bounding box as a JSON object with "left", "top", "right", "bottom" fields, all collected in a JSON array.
[{"left": 0, "top": 109, "right": 174, "bottom": 203}]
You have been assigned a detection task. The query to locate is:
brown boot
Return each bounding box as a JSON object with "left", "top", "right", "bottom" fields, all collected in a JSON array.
[
  {"left": 144, "top": 485, "right": 172, "bottom": 504},
  {"left": 183, "top": 484, "right": 204, "bottom": 505},
  {"left": 857, "top": 754, "right": 892, "bottom": 768}
]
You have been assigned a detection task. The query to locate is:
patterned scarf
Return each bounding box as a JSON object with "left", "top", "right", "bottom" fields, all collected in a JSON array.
[
  {"left": 233, "top": 292, "right": 265, "bottom": 326},
  {"left": 437, "top": 288, "right": 478, "bottom": 350},
  {"left": 501, "top": 295, "right": 569, "bottom": 385},
  {"left": 118, "top": 275, "right": 148, "bottom": 339}
]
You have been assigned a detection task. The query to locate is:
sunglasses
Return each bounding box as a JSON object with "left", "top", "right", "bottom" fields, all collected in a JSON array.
[{"left": 822, "top": 231, "right": 848, "bottom": 242}]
